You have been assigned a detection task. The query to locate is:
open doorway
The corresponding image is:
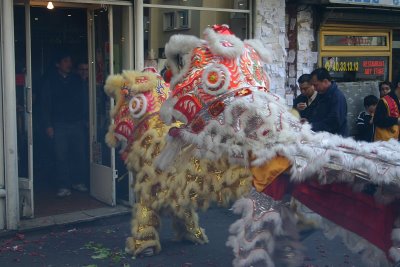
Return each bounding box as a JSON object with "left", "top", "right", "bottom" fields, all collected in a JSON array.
[
  {"left": 14, "top": 2, "right": 132, "bottom": 219},
  {"left": 15, "top": 5, "right": 106, "bottom": 218}
]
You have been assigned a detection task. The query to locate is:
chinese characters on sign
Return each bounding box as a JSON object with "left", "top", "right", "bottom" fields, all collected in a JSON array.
[
  {"left": 322, "top": 56, "right": 388, "bottom": 81},
  {"left": 324, "top": 35, "right": 387, "bottom": 47}
]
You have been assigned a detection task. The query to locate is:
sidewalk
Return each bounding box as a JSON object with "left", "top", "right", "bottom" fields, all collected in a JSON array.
[{"left": 0, "top": 207, "right": 364, "bottom": 267}]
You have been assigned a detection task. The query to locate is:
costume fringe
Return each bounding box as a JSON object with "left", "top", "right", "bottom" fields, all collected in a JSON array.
[{"left": 227, "top": 189, "right": 304, "bottom": 267}]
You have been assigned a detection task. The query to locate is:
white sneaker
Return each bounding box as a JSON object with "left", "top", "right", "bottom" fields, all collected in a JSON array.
[
  {"left": 72, "top": 183, "right": 88, "bottom": 192},
  {"left": 57, "top": 188, "right": 71, "bottom": 197},
  {"left": 140, "top": 247, "right": 155, "bottom": 257}
]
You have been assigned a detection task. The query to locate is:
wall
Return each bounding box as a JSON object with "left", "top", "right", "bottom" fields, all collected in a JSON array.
[
  {"left": 255, "top": 0, "right": 286, "bottom": 96},
  {"left": 285, "top": 5, "right": 317, "bottom": 102},
  {"left": 295, "top": 6, "right": 316, "bottom": 84},
  {"left": 339, "top": 81, "right": 379, "bottom": 137}
]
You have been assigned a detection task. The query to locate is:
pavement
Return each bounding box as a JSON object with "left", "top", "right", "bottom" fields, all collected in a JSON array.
[{"left": 0, "top": 207, "right": 366, "bottom": 267}]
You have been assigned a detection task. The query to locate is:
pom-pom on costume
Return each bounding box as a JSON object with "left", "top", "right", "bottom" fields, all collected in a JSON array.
[
  {"left": 104, "top": 67, "right": 252, "bottom": 257},
  {"left": 158, "top": 25, "right": 400, "bottom": 266}
]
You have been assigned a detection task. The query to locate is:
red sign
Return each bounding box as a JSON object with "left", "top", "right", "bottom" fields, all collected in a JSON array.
[
  {"left": 362, "top": 60, "right": 385, "bottom": 75},
  {"left": 339, "top": 37, "right": 372, "bottom": 46},
  {"left": 322, "top": 56, "right": 388, "bottom": 82}
]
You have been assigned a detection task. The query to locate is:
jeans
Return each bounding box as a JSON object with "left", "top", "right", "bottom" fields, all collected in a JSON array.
[{"left": 53, "top": 121, "right": 86, "bottom": 189}]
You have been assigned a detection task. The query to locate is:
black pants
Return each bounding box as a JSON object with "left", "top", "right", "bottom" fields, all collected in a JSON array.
[{"left": 53, "top": 121, "right": 86, "bottom": 189}]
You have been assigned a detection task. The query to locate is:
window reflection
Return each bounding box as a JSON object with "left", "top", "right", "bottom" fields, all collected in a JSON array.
[
  {"left": 144, "top": 0, "right": 249, "bottom": 10},
  {"left": 144, "top": 7, "right": 249, "bottom": 70}
]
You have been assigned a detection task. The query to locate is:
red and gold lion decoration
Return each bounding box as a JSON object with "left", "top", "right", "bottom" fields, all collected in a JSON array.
[
  {"left": 157, "top": 25, "right": 400, "bottom": 267},
  {"left": 105, "top": 67, "right": 252, "bottom": 257}
]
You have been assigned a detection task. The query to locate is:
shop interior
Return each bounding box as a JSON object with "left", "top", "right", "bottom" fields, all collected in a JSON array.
[{"left": 14, "top": 3, "right": 129, "bottom": 219}]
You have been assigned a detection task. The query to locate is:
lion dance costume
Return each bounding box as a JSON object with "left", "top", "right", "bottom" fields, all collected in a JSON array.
[
  {"left": 104, "top": 68, "right": 252, "bottom": 257},
  {"left": 156, "top": 25, "right": 400, "bottom": 267}
]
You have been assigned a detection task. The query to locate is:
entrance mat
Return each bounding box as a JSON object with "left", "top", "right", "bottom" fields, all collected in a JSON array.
[{"left": 34, "top": 186, "right": 106, "bottom": 218}]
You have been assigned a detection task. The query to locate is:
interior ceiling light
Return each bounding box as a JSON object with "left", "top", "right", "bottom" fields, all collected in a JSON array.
[{"left": 47, "top": 2, "right": 54, "bottom": 10}]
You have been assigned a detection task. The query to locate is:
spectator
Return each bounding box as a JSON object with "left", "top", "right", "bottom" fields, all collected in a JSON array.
[
  {"left": 356, "top": 95, "right": 378, "bottom": 142},
  {"left": 77, "top": 61, "right": 89, "bottom": 82},
  {"left": 309, "top": 68, "right": 348, "bottom": 137},
  {"left": 374, "top": 81, "right": 400, "bottom": 141},
  {"left": 41, "top": 51, "right": 88, "bottom": 197},
  {"left": 293, "top": 74, "right": 318, "bottom": 122},
  {"left": 379, "top": 81, "right": 391, "bottom": 98}
]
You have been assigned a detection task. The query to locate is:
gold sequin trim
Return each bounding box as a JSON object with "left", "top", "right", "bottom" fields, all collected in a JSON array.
[
  {"left": 141, "top": 135, "right": 153, "bottom": 150},
  {"left": 192, "top": 158, "right": 202, "bottom": 172}
]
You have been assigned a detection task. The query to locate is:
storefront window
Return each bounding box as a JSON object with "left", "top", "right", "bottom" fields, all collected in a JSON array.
[
  {"left": 322, "top": 56, "right": 389, "bottom": 82},
  {"left": 320, "top": 28, "right": 391, "bottom": 82},
  {"left": 144, "top": 0, "right": 249, "bottom": 10},
  {"left": 324, "top": 35, "right": 387, "bottom": 47},
  {"left": 143, "top": 2, "right": 251, "bottom": 71}
]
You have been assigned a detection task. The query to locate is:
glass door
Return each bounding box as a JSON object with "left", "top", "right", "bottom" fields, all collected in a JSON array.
[
  {"left": 14, "top": 0, "right": 34, "bottom": 218},
  {"left": 111, "top": 5, "right": 134, "bottom": 206},
  {"left": 88, "top": 6, "right": 116, "bottom": 206},
  {"left": 88, "top": 4, "right": 134, "bottom": 206}
]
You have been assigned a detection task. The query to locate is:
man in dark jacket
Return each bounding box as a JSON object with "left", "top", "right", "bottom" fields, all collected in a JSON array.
[
  {"left": 309, "top": 68, "right": 348, "bottom": 137},
  {"left": 293, "top": 74, "right": 318, "bottom": 122},
  {"left": 41, "top": 51, "right": 88, "bottom": 197}
]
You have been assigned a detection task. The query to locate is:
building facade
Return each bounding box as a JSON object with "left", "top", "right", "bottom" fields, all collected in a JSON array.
[
  {"left": 284, "top": 0, "right": 400, "bottom": 134},
  {"left": 1, "top": 0, "right": 400, "bottom": 230}
]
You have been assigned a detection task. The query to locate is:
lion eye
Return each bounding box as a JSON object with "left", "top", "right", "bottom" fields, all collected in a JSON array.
[
  {"left": 128, "top": 94, "right": 148, "bottom": 119},
  {"left": 176, "top": 54, "right": 184, "bottom": 71}
]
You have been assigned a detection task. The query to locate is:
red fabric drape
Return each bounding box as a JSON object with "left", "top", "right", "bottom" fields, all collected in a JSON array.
[{"left": 292, "top": 181, "right": 397, "bottom": 254}]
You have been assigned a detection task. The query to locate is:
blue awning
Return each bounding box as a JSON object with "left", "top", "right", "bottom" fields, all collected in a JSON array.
[{"left": 329, "top": 0, "right": 400, "bottom": 8}]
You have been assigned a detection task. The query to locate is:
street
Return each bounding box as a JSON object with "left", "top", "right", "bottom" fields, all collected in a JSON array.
[{"left": 0, "top": 207, "right": 364, "bottom": 267}]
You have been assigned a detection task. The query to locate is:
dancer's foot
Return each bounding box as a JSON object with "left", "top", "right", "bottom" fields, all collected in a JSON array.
[
  {"left": 125, "top": 245, "right": 155, "bottom": 257},
  {"left": 139, "top": 247, "right": 155, "bottom": 257},
  {"left": 181, "top": 227, "right": 209, "bottom": 244}
]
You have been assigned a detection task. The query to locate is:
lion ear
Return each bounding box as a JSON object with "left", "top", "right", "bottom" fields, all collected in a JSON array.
[
  {"left": 244, "top": 39, "right": 272, "bottom": 63},
  {"left": 122, "top": 70, "right": 158, "bottom": 93},
  {"left": 105, "top": 74, "right": 125, "bottom": 98},
  {"left": 165, "top": 34, "right": 202, "bottom": 80}
]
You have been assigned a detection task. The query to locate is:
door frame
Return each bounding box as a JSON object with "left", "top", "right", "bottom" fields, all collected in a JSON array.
[
  {"left": 3, "top": 0, "right": 19, "bottom": 230},
  {"left": 9, "top": 0, "right": 134, "bottom": 228},
  {"left": 5, "top": 0, "right": 136, "bottom": 229},
  {"left": 15, "top": 0, "right": 34, "bottom": 220},
  {"left": 87, "top": 6, "right": 117, "bottom": 206}
]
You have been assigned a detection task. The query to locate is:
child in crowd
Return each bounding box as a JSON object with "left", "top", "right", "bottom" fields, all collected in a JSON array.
[
  {"left": 379, "top": 81, "right": 391, "bottom": 98},
  {"left": 356, "top": 95, "right": 379, "bottom": 142}
]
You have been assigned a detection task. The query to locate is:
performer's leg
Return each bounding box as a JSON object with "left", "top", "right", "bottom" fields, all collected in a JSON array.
[
  {"left": 172, "top": 209, "right": 209, "bottom": 244},
  {"left": 125, "top": 203, "right": 161, "bottom": 256}
]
